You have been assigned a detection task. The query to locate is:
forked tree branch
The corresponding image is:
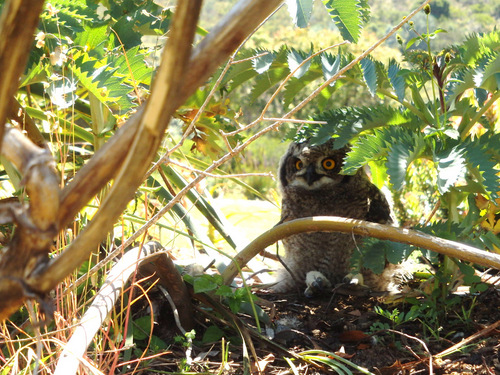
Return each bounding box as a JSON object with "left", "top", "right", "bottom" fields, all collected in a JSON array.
[
  {"left": 57, "top": 0, "right": 285, "bottom": 229},
  {"left": 221, "top": 216, "right": 500, "bottom": 285},
  {"left": 32, "top": 0, "right": 203, "bottom": 293}
]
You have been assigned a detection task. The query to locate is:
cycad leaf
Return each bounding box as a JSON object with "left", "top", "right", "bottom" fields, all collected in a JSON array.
[
  {"left": 388, "top": 59, "right": 405, "bottom": 101},
  {"left": 434, "top": 145, "right": 467, "bottom": 194},
  {"left": 343, "top": 131, "right": 388, "bottom": 174},
  {"left": 386, "top": 143, "right": 412, "bottom": 190},
  {"left": 466, "top": 140, "right": 500, "bottom": 199},
  {"left": 322, "top": 0, "right": 362, "bottom": 43},
  {"left": 477, "top": 53, "right": 500, "bottom": 92},
  {"left": 360, "top": 58, "right": 377, "bottom": 96},
  {"left": 287, "top": 48, "right": 312, "bottom": 79},
  {"left": 285, "top": 0, "right": 314, "bottom": 28},
  {"left": 321, "top": 52, "right": 340, "bottom": 85}
]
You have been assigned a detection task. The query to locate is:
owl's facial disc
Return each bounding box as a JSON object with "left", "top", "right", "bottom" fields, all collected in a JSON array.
[{"left": 290, "top": 161, "right": 334, "bottom": 189}]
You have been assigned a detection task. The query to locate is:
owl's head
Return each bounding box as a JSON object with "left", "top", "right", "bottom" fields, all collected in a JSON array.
[{"left": 279, "top": 139, "right": 350, "bottom": 190}]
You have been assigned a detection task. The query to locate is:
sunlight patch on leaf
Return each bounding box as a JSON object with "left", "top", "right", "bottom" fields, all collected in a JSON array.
[
  {"left": 287, "top": 48, "right": 312, "bottom": 79},
  {"left": 252, "top": 50, "right": 276, "bottom": 74},
  {"left": 434, "top": 145, "right": 466, "bottom": 194},
  {"left": 321, "top": 52, "right": 340, "bottom": 86}
]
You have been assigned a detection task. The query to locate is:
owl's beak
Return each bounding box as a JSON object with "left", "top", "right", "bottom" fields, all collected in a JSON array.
[{"left": 305, "top": 164, "right": 322, "bottom": 185}]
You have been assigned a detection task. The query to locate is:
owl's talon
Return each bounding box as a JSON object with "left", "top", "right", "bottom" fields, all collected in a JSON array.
[
  {"left": 343, "top": 272, "right": 364, "bottom": 286},
  {"left": 304, "top": 271, "right": 332, "bottom": 297}
]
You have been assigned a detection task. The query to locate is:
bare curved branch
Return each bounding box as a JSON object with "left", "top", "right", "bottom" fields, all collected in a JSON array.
[{"left": 221, "top": 216, "right": 500, "bottom": 285}]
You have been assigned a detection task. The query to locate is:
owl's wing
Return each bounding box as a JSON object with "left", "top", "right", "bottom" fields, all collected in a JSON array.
[{"left": 365, "top": 184, "right": 393, "bottom": 224}]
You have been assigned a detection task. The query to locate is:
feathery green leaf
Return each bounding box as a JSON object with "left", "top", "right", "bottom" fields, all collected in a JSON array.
[{"left": 322, "top": 0, "right": 363, "bottom": 43}]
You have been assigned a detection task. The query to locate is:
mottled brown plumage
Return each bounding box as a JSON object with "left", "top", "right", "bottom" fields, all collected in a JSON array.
[{"left": 275, "top": 139, "right": 400, "bottom": 295}]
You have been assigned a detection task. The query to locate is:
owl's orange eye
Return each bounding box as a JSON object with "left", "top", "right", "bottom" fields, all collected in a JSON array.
[
  {"left": 322, "top": 158, "right": 335, "bottom": 170},
  {"left": 295, "top": 160, "right": 304, "bottom": 170}
]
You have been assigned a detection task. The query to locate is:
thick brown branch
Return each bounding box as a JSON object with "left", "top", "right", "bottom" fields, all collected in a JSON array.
[
  {"left": 0, "top": 128, "right": 59, "bottom": 321},
  {"left": 221, "top": 216, "right": 500, "bottom": 285},
  {"left": 0, "top": 0, "right": 45, "bottom": 153},
  {"left": 1, "top": 127, "right": 59, "bottom": 233}
]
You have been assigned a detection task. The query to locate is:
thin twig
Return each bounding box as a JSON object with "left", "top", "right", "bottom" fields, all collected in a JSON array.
[
  {"left": 167, "top": 158, "right": 274, "bottom": 179},
  {"left": 222, "top": 41, "right": 350, "bottom": 137},
  {"left": 262, "top": 118, "right": 327, "bottom": 125},
  {"left": 387, "top": 329, "right": 433, "bottom": 374},
  {"left": 144, "top": 3, "right": 285, "bottom": 181},
  {"left": 436, "top": 319, "right": 500, "bottom": 358},
  {"left": 158, "top": 285, "right": 193, "bottom": 365}
]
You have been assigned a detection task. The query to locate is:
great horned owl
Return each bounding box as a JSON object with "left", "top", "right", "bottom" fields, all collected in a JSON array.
[{"left": 274, "top": 138, "right": 401, "bottom": 296}]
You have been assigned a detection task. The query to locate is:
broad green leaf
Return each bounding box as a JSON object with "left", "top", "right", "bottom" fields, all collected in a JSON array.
[
  {"left": 110, "top": 46, "right": 154, "bottom": 85},
  {"left": 193, "top": 274, "right": 223, "bottom": 294},
  {"left": 386, "top": 143, "right": 411, "bottom": 190},
  {"left": 250, "top": 66, "right": 288, "bottom": 101},
  {"left": 322, "top": 0, "right": 362, "bottom": 43},
  {"left": 132, "top": 316, "right": 152, "bottom": 341},
  {"left": 20, "top": 63, "right": 47, "bottom": 87},
  {"left": 360, "top": 58, "right": 377, "bottom": 96},
  {"left": 202, "top": 325, "right": 225, "bottom": 343},
  {"left": 73, "top": 23, "right": 109, "bottom": 57},
  {"left": 343, "top": 131, "right": 388, "bottom": 174},
  {"left": 285, "top": 0, "right": 314, "bottom": 28},
  {"left": 477, "top": 53, "right": 500, "bottom": 92},
  {"left": 283, "top": 70, "right": 322, "bottom": 107}
]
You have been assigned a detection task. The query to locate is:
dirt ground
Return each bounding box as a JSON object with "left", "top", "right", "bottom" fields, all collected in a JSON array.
[
  {"left": 145, "top": 281, "right": 500, "bottom": 375},
  {"left": 254, "top": 287, "right": 500, "bottom": 374}
]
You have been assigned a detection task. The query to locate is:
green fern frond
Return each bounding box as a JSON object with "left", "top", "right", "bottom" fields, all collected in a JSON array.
[
  {"left": 433, "top": 144, "right": 467, "bottom": 194},
  {"left": 322, "top": 0, "right": 363, "bottom": 43},
  {"left": 465, "top": 140, "right": 500, "bottom": 199},
  {"left": 388, "top": 59, "right": 406, "bottom": 102},
  {"left": 360, "top": 57, "right": 377, "bottom": 96}
]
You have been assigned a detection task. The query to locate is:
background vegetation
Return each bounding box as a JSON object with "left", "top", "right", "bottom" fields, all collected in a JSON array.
[{"left": 0, "top": 0, "right": 499, "bottom": 374}]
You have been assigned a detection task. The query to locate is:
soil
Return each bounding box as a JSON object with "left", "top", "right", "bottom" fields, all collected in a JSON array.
[
  {"left": 143, "top": 282, "right": 500, "bottom": 374},
  {"left": 255, "top": 287, "right": 500, "bottom": 374}
]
